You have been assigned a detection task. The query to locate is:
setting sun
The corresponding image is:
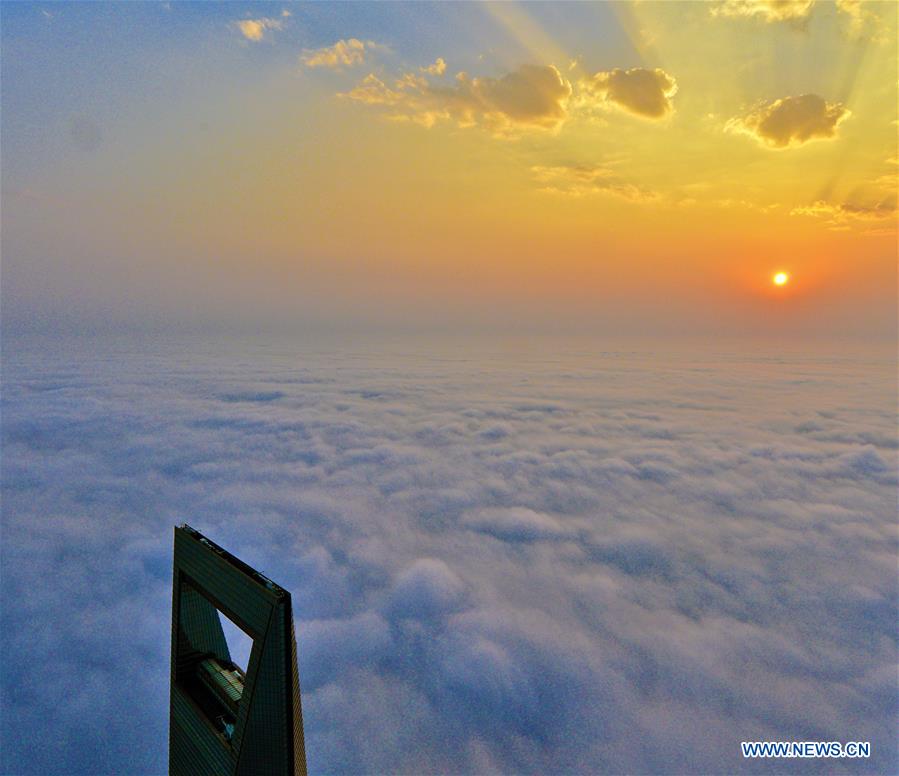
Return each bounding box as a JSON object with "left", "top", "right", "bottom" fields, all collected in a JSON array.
[{"left": 773, "top": 272, "right": 789, "bottom": 286}]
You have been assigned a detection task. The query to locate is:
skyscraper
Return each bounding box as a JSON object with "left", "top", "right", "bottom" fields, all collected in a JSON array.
[{"left": 170, "top": 524, "right": 307, "bottom": 775}]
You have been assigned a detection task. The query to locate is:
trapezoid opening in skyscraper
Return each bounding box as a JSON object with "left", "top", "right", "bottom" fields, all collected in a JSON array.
[{"left": 170, "top": 524, "right": 307, "bottom": 776}]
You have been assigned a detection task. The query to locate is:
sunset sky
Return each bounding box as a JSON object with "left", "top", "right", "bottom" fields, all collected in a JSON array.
[{"left": 2, "top": 0, "right": 896, "bottom": 338}]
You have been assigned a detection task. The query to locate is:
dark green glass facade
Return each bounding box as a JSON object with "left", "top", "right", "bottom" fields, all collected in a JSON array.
[{"left": 170, "top": 525, "right": 307, "bottom": 776}]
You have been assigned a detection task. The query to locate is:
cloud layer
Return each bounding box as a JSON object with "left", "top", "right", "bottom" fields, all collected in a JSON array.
[
  {"left": 1, "top": 334, "right": 896, "bottom": 774},
  {"left": 728, "top": 94, "right": 850, "bottom": 148}
]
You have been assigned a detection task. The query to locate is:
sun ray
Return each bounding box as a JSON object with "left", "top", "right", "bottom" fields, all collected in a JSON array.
[{"left": 480, "top": 2, "right": 577, "bottom": 74}]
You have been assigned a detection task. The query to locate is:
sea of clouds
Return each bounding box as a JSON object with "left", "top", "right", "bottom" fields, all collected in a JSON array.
[{"left": 1, "top": 334, "right": 896, "bottom": 774}]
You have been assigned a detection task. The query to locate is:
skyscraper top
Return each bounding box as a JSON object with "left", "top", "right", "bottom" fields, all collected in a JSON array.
[
  {"left": 170, "top": 525, "right": 306, "bottom": 776},
  {"left": 178, "top": 523, "right": 286, "bottom": 597}
]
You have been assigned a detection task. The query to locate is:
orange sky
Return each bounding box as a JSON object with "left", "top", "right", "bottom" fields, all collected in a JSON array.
[{"left": 2, "top": 1, "right": 896, "bottom": 337}]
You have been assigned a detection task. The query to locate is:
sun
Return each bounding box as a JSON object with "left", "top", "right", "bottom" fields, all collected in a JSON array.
[{"left": 773, "top": 271, "right": 789, "bottom": 286}]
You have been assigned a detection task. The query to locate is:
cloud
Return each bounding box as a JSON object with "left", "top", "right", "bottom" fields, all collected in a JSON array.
[
  {"left": 837, "top": 0, "right": 864, "bottom": 28},
  {"left": 461, "top": 507, "right": 576, "bottom": 542},
  {"left": 233, "top": 16, "right": 285, "bottom": 42},
  {"left": 835, "top": 0, "right": 891, "bottom": 40},
  {"left": 578, "top": 67, "right": 678, "bottom": 119},
  {"left": 2, "top": 336, "right": 896, "bottom": 774},
  {"left": 301, "top": 612, "right": 393, "bottom": 690},
  {"left": 301, "top": 39, "right": 384, "bottom": 69},
  {"left": 466, "top": 65, "right": 572, "bottom": 127},
  {"left": 531, "top": 165, "right": 659, "bottom": 202},
  {"left": 727, "top": 94, "right": 850, "bottom": 148},
  {"left": 341, "top": 62, "right": 681, "bottom": 134},
  {"left": 385, "top": 558, "right": 469, "bottom": 620},
  {"left": 420, "top": 58, "right": 447, "bottom": 76},
  {"left": 791, "top": 195, "right": 896, "bottom": 230},
  {"left": 711, "top": 0, "right": 815, "bottom": 22},
  {"left": 792, "top": 159, "right": 896, "bottom": 229},
  {"left": 792, "top": 199, "right": 895, "bottom": 220},
  {"left": 712, "top": 0, "right": 885, "bottom": 35},
  {"left": 343, "top": 64, "right": 572, "bottom": 134}
]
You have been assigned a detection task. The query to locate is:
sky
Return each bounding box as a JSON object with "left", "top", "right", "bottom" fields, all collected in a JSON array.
[
  {"left": 2, "top": 0, "right": 897, "bottom": 338},
  {"left": 1, "top": 3, "right": 897, "bottom": 775}
]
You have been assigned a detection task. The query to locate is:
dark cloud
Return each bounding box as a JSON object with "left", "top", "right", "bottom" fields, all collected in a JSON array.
[
  {"left": 343, "top": 64, "right": 572, "bottom": 134},
  {"left": 1, "top": 335, "right": 896, "bottom": 774},
  {"left": 728, "top": 94, "right": 850, "bottom": 148},
  {"left": 580, "top": 67, "right": 678, "bottom": 119}
]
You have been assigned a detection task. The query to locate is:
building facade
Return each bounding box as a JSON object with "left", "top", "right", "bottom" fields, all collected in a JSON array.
[{"left": 170, "top": 524, "right": 307, "bottom": 776}]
